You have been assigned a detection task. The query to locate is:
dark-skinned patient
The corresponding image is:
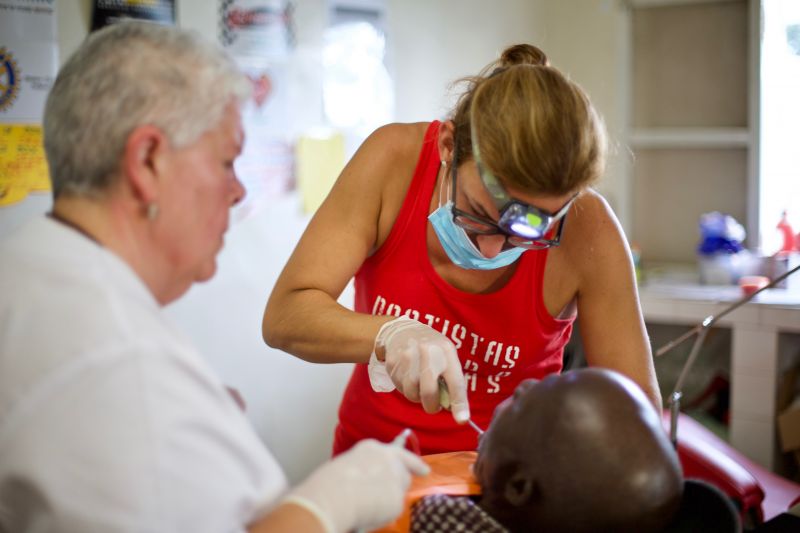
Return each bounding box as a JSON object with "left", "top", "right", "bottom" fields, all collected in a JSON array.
[{"left": 378, "top": 367, "right": 740, "bottom": 533}]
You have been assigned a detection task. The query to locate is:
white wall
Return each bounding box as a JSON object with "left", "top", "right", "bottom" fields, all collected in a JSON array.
[
  {"left": 38, "top": 0, "right": 624, "bottom": 485},
  {"left": 534, "top": 1, "right": 629, "bottom": 225},
  {"left": 388, "top": 1, "right": 628, "bottom": 225},
  {"left": 387, "top": 0, "right": 546, "bottom": 121}
]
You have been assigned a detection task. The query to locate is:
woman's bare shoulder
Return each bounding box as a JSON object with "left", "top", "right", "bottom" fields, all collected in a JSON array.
[
  {"left": 567, "top": 189, "right": 623, "bottom": 241},
  {"left": 362, "top": 122, "right": 432, "bottom": 164},
  {"left": 331, "top": 122, "right": 431, "bottom": 197},
  {"left": 357, "top": 123, "right": 433, "bottom": 248},
  {"left": 363, "top": 122, "right": 433, "bottom": 194},
  {"left": 565, "top": 189, "right": 634, "bottom": 281}
]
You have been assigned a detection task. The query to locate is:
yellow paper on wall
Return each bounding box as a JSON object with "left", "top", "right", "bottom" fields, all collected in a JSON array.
[
  {"left": 0, "top": 125, "right": 51, "bottom": 207},
  {"left": 296, "top": 131, "right": 345, "bottom": 214}
]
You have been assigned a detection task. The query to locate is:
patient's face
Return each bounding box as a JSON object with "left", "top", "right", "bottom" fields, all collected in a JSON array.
[
  {"left": 477, "top": 378, "right": 541, "bottom": 453},
  {"left": 474, "top": 368, "right": 682, "bottom": 533}
]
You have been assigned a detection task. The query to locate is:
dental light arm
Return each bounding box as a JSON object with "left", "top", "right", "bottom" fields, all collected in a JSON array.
[{"left": 655, "top": 263, "right": 800, "bottom": 447}]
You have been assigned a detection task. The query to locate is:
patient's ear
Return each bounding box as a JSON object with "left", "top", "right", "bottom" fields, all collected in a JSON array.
[{"left": 504, "top": 472, "right": 537, "bottom": 506}]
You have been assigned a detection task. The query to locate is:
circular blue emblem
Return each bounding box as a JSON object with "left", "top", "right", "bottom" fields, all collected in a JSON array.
[{"left": 0, "top": 47, "right": 21, "bottom": 112}]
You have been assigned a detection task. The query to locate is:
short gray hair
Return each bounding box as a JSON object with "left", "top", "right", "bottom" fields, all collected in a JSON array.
[{"left": 44, "top": 22, "right": 252, "bottom": 198}]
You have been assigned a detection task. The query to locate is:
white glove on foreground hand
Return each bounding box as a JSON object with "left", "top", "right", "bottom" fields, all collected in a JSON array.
[
  {"left": 368, "top": 316, "right": 470, "bottom": 423},
  {"left": 282, "top": 439, "right": 430, "bottom": 533}
]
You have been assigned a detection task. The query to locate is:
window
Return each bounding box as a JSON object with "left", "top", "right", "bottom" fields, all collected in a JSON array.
[
  {"left": 323, "top": 0, "right": 391, "bottom": 157},
  {"left": 759, "top": 0, "right": 800, "bottom": 253}
]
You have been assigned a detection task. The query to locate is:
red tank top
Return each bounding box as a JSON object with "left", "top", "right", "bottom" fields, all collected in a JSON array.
[{"left": 333, "top": 121, "right": 574, "bottom": 455}]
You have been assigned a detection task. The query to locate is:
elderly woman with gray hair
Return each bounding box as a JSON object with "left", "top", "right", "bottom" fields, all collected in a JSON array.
[{"left": 0, "top": 22, "right": 426, "bottom": 533}]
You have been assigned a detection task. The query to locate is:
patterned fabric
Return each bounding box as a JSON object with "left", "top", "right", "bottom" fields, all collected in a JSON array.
[
  {"left": 372, "top": 451, "right": 480, "bottom": 533},
  {"left": 410, "top": 494, "right": 508, "bottom": 533}
]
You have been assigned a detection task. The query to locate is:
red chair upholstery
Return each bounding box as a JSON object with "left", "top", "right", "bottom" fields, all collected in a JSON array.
[{"left": 663, "top": 411, "right": 800, "bottom": 525}]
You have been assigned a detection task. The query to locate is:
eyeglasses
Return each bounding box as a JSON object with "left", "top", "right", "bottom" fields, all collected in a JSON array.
[
  {"left": 450, "top": 172, "right": 572, "bottom": 249},
  {"left": 449, "top": 130, "right": 577, "bottom": 250}
]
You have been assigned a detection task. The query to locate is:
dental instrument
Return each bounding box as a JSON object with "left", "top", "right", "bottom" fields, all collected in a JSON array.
[{"left": 438, "top": 378, "right": 485, "bottom": 436}]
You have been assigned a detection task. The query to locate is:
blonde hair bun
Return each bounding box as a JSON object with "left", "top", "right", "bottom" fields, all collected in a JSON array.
[{"left": 499, "top": 44, "right": 549, "bottom": 68}]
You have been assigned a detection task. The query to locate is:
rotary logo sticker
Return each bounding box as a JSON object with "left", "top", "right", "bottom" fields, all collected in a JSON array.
[
  {"left": 0, "top": 1, "right": 57, "bottom": 207},
  {"left": 0, "top": 47, "right": 20, "bottom": 113}
]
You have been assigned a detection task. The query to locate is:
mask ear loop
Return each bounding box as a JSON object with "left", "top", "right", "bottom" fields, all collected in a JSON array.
[
  {"left": 437, "top": 159, "right": 450, "bottom": 208},
  {"left": 439, "top": 133, "right": 460, "bottom": 208}
]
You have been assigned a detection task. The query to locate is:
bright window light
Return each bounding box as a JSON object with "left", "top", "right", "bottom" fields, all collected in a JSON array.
[
  {"left": 760, "top": 0, "right": 800, "bottom": 252},
  {"left": 323, "top": 20, "right": 393, "bottom": 154}
]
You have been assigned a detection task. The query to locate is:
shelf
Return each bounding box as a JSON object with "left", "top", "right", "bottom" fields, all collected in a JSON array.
[
  {"left": 630, "top": 128, "right": 752, "bottom": 149},
  {"left": 631, "top": 1, "right": 748, "bottom": 128}
]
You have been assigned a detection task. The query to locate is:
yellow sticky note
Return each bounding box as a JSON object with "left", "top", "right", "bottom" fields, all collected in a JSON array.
[
  {"left": 0, "top": 125, "right": 51, "bottom": 207},
  {"left": 295, "top": 131, "right": 345, "bottom": 214}
]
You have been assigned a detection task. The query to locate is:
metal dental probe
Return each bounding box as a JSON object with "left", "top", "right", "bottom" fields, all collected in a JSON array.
[
  {"left": 466, "top": 418, "right": 485, "bottom": 436},
  {"left": 438, "top": 378, "right": 485, "bottom": 436}
]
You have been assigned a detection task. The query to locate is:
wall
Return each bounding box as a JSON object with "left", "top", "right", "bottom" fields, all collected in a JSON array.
[
  {"left": 37, "top": 0, "right": 624, "bottom": 485},
  {"left": 386, "top": 1, "right": 628, "bottom": 222},
  {"left": 387, "top": 0, "right": 545, "bottom": 121},
  {"left": 534, "top": 0, "right": 628, "bottom": 225}
]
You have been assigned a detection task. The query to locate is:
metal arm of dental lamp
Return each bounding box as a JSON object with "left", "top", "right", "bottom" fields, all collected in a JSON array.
[{"left": 655, "top": 263, "right": 800, "bottom": 448}]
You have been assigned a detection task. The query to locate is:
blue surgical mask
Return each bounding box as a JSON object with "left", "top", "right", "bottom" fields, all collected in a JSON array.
[{"left": 429, "top": 201, "right": 525, "bottom": 270}]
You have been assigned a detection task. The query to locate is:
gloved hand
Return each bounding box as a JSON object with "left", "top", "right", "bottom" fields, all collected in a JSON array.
[
  {"left": 369, "top": 316, "right": 470, "bottom": 423},
  {"left": 282, "top": 439, "right": 430, "bottom": 533}
]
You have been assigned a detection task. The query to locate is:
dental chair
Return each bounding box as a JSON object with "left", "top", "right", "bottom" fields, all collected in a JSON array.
[
  {"left": 648, "top": 267, "right": 800, "bottom": 530},
  {"left": 664, "top": 478, "right": 741, "bottom": 532},
  {"left": 663, "top": 410, "right": 800, "bottom": 530}
]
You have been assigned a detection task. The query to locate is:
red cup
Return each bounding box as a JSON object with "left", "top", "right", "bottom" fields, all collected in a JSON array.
[{"left": 738, "top": 275, "right": 769, "bottom": 296}]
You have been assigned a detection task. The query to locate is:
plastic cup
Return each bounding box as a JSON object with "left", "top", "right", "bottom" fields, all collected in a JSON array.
[{"left": 738, "top": 275, "right": 769, "bottom": 296}]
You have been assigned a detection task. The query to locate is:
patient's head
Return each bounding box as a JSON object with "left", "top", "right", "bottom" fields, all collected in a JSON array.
[{"left": 474, "top": 368, "right": 683, "bottom": 533}]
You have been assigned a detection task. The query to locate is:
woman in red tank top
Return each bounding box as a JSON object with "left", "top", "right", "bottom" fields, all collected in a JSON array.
[{"left": 262, "top": 44, "right": 661, "bottom": 455}]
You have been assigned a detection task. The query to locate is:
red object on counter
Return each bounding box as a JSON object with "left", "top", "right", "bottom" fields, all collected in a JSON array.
[
  {"left": 777, "top": 211, "right": 797, "bottom": 253},
  {"left": 739, "top": 275, "right": 770, "bottom": 296}
]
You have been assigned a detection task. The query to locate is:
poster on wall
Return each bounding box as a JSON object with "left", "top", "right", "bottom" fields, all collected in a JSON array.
[
  {"left": 91, "top": 0, "right": 175, "bottom": 31},
  {"left": 220, "top": 0, "right": 296, "bottom": 221},
  {"left": 0, "top": 0, "right": 57, "bottom": 207}
]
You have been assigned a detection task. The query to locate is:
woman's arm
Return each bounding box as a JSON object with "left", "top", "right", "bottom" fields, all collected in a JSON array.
[
  {"left": 248, "top": 503, "right": 325, "bottom": 533},
  {"left": 248, "top": 439, "right": 430, "bottom": 533},
  {"left": 572, "top": 192, "right": 662, "bottom": 410},
  {"left": 262, "top": 123, "right": 424, "bottom": 364}
]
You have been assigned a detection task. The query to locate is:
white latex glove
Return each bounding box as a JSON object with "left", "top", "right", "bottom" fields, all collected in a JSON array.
[
  {"left": 282, "top": 439, "right": 430, "bottom": 533},
  {"left": 369, "top": 316, "right": 470, "bottom": 423}
]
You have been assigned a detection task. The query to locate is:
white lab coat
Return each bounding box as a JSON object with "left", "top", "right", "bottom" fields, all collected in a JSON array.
[{"left": 0, "top": 218, "right": 287, "bottom": 532}]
